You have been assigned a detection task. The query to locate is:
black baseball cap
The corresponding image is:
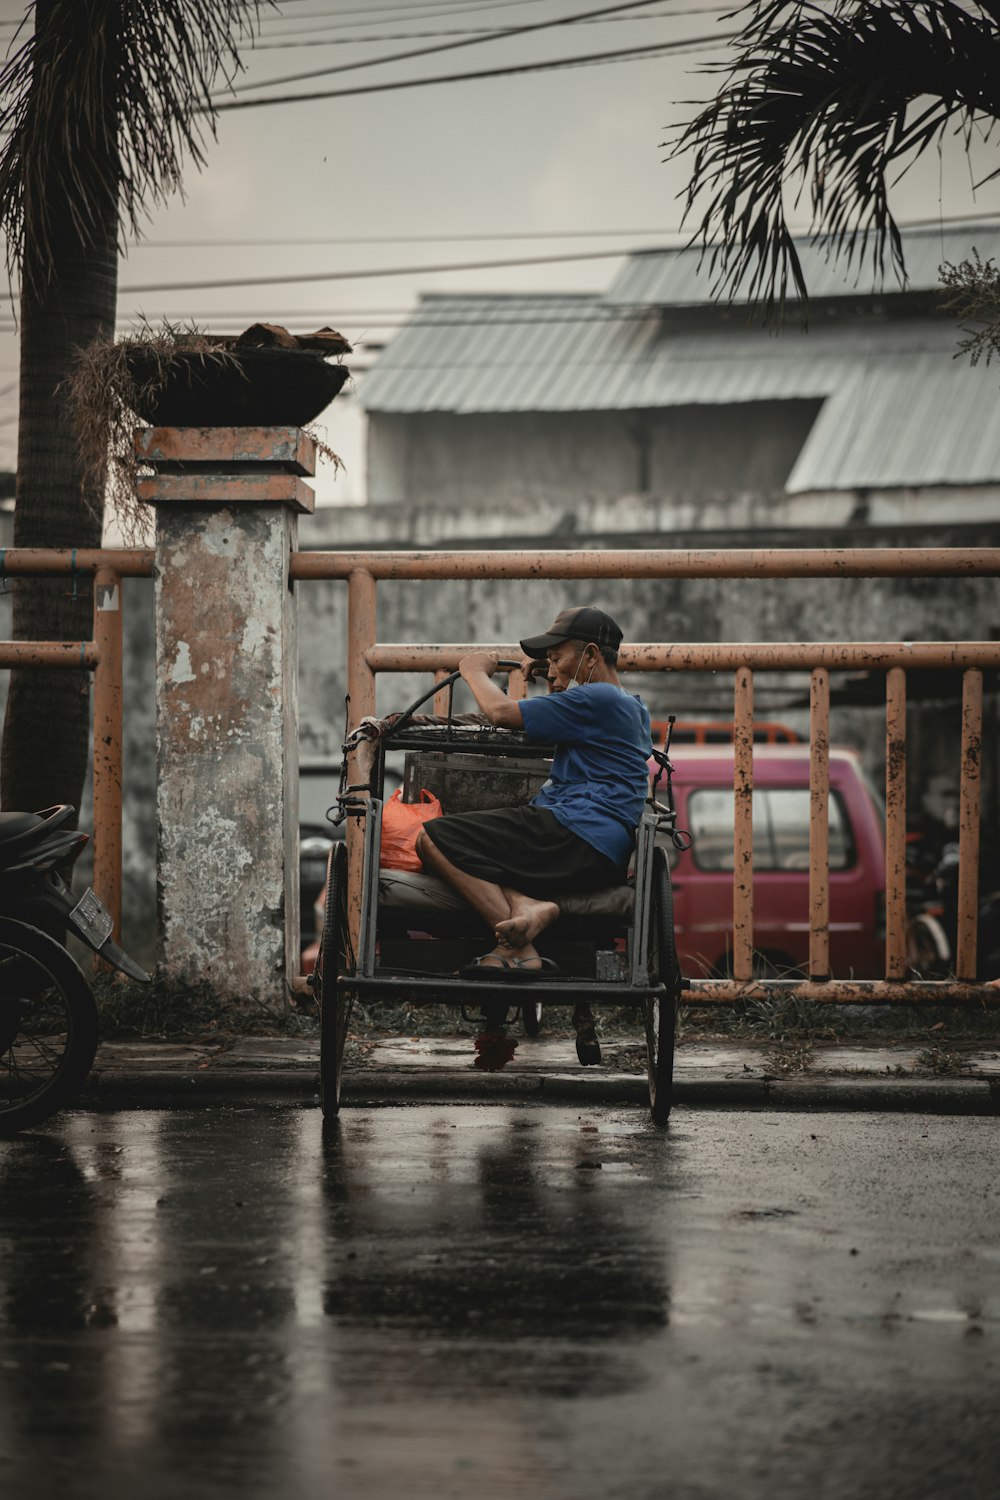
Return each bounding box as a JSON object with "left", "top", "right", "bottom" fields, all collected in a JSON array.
[{"left": 520, "top": 606, "right": 624, "bottom": 658}]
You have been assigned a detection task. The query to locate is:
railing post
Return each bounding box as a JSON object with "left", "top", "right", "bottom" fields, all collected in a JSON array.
[
  {"left": 809, "top": 667, "right": 831, "bottom": 981},
  {"left": 884, "top": 668, "right": 907, "bottom": 979},
  {"left": 346, "top": 568, "right": 377, "bottom": 959},
  {"left": 91, "top": 565, "right": 123, "bottom": 941},
  {"left": 732, "top": 667, "right": 754, "bottom": 981},
  {"left": 138, "top": 426, "right": 315, "bottom": 1013},
  {"left": 956, "top": 670, "right": 983, "bottom": 981}
]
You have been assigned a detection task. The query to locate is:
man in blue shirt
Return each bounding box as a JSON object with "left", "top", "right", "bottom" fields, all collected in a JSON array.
[{"left": 416, "top": 606, "right": 652, "bottom": 1063}]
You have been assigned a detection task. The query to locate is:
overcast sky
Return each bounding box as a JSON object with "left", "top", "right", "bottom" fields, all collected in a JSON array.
[{"left": 1, "top": 0, "right": 999, "bottom": 505}]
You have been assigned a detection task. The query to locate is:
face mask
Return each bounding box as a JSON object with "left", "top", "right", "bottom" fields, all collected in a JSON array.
[{"left": 565, "top": 645, "right": 597, "bottom": 691}]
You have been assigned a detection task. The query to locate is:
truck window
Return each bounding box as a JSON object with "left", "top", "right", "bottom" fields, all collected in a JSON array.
[{"left": 688, "top": 788, "right": 855, "bottom": 872}]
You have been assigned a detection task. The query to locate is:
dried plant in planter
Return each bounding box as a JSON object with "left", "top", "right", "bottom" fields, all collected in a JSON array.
[{"left": 65, "top": 320, "right": 351, "bottom": 543}]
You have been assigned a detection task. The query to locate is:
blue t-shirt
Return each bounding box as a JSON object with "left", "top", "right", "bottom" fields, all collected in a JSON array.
[{"left": 518, "top": 682, "right": 652, "bottom": 868}]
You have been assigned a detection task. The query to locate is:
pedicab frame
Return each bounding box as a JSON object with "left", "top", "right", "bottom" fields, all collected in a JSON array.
[{"left": 315, "top": 667, "right": 686, "bottom": 1123}]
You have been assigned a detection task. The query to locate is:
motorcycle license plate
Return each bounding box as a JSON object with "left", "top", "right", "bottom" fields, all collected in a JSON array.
[{"left": 69, "top": 888, "right": 114, "bottom": 948}]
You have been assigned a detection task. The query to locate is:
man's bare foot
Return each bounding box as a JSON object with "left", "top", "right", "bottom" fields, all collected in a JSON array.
[{"left": 495, "top": 899, "right": 559, "bottom": 949}]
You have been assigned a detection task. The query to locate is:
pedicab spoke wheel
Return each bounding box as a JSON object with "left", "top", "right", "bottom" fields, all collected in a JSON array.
[
  {"left": 318, "top": 842, "right": 353, "bottom": 1115},
  {"left": 521, "top": 1000, "right": 543, "bottom": 1036},
  {"left": 905, "top": 911, "right": 951, "bottom": 979},
  {"left": 0, "top": 917, "right": 99, "bottom": 1135},
  {"left": 644, "top": 847, "right": 679, "bottom": 1124}
]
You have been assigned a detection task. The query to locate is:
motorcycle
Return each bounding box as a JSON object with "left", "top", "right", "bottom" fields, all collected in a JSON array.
[
  {"left": 0, "top": 804, "right": 149, "bottom": 1134},
  {"left": 906, "top": 836, "right": 1000, "bottom": 981}
]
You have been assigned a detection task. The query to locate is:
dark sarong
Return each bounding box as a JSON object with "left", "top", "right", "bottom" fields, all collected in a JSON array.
[{"left": 421, "top": 805, "right": 623, "bottom": 896}]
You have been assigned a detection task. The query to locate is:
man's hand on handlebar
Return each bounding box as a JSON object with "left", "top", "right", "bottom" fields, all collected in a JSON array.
[
  {"left": 459, "top": 650, "right": 501, "bottom": 681},
  {"left": 457, "top": 652, "right": 525, "bottom": 729}
]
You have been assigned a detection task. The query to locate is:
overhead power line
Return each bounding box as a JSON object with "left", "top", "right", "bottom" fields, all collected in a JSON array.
[
  {"left": 114, "top": 309, "right": 659, "bottom": 330},
  {"left": 223, "top": 0, "right": 682, "bottom": 97},
  {"left": 120, "top": 246, "right": 635, "bottom": 294},
  {"left": 211, "top": 35, "right": 730, "bottom": 111},
  {"left": 132, "top": 209, "right": 1000, "bottom": 252},
  {"left": 64, "top": 209, "right": 1000, "bottom": 296},
  {"left": 258, "top": 0, "right": 564, "bottom": 19},
  {"left": 137, "top": 227, "right": 686, "bottom": 248},
  {"left": 251, "top": 11, "right": 727, "bottom": 49}
]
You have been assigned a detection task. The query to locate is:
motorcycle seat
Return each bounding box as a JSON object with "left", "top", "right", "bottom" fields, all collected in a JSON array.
[
  {"left": 0, "top": 805, "right": 76, "bottom": 856},
  {"left": 0, "top": 812, "right": 44, "bottom": 842}
]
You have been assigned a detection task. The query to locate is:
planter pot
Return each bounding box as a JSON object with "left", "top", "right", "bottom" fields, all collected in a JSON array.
[{"left": 126, "top": 346, "right": 350, "bottom": 427}]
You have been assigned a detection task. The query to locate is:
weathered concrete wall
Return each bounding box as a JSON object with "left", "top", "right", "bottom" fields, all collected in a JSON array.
[
  {"left": 120, "top": 574, "right": 156, "bottom": 961},
  {"left": 367, "top": 404, "right": 821, "bottom": 508},
  {"left": 320, "top": 477, "right": 1000, "bottom": 543}
]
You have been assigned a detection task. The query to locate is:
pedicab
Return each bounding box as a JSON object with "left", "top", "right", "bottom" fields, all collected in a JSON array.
[{"left": 314, "top": 666, "right": 688, "bottom": 1123}]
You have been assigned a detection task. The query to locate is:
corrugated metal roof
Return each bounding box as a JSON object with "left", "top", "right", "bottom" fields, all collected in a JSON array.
[
  {"left": 359, "top": 297, "right": 965, "bottom": 415},
  {"left": 357, "top": 295, "right": 663, "bottom": 414},
  {"left": 787, "top": 355, "right": 1000, "bottom": 492},
  {"left": 603, "top": 222, "right": 1000, "bottom": 307},
  {"left": 357, "top": 233, "right": 1000, "bottom": 489}
]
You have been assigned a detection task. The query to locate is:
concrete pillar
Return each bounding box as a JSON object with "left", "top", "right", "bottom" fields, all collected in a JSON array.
[{"left": 137, "top": 426, "right": 315, "bottom": 1012}]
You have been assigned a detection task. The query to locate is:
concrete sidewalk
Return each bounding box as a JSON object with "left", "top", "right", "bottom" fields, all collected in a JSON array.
[{"left": 79, "top": 1033, "right": 1000, "bottom": 1113}]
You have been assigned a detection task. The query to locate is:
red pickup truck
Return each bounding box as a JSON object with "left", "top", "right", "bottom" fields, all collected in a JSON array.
[{"left": 662, "top": 745, "right": 886, "bottom": 979}]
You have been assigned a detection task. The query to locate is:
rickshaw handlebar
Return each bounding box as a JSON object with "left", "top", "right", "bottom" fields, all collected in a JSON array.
[{"left": 391, "top": 660, "right": 526, "bottom": 731}]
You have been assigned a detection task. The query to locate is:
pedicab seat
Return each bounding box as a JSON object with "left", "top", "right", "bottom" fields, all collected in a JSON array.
[{"left": 377, "top": 865, "right": 635, "bottom": 926}]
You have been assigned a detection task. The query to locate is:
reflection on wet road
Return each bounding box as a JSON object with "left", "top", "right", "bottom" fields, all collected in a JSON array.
[{"left": 0, "top": 1105, "right": 997, "bottom": 1498}]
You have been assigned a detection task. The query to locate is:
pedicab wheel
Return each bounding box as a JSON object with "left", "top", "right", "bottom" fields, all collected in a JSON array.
[
  {"left": 905, "top": 911, "right": 951, "bottom": 979},
  {"left": 318, "top": 841, "right": 353, "bottom": 1116},
  {"left": 521, "top": 1000, "right": 543, "bottom": 1036},
  {"left": 0, "top": 917, "right": 99, "bottom": 1135},
  {"left": 644, "top": 847, "right": 680, "bottom": 1125}
]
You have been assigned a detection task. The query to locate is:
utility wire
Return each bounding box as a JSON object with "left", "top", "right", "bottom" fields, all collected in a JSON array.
[
  {"left": 266, "top": 0, "right": 529, "bottom": 10},
  {"left": 136, "top": 227, "right": 687, "bottom": 247},
  {"left": 211, "top": 36, "right": 730, "bottom": 111},
  {"left": 117, "top": 310, "right": 660, "bottom": 329},
  {"left": 64, "top": 207, "right": 1000, "bottom": 294},
  {"left": 251, "top": 10, "right": 726, "bottom": 48},
  {"left": 120, "top": 246, "right": 637, "bottom": 294},
  {"left": 255, "top": 0, "right": 699, "bottom": 31},
  {"left": 223, "top": 0, "right": 682, "bottom": 96},
  {"left": 3, "top": 210, "right": 993, "bottom": 302},
  {"left": 257, "top": 0, "right": 565, "bottom": 20},
  {"left": 132, "top": 208, "right": 1000, "bottom": 251},
  {"left": 0, "top": 0, "right": 522, "bottom": 19},
  {"left": 96, "top": 302, "right": 652, "bottom": 322}
]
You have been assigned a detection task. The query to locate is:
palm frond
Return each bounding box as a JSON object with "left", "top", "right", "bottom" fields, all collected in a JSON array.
[
  {"left": 667, "top": 0, "right": 1000, "bottom": 319},
  {"left": 0, "top": 0, "right": 271, "bottom": 276}
]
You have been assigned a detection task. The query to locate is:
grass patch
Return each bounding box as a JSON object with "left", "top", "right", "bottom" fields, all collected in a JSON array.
[
  {"left": 914, "top": 1044, "right": 973, "bottom": 1077},
  {"left": 92, "top": 971, "right": 310, "bottom": 1042},
  {"left": 761, "top": 1040, "right": 815, "bottom": 1076},
  {"left": 677, "top": 998, "right": 1000, "bottom": 1046}
]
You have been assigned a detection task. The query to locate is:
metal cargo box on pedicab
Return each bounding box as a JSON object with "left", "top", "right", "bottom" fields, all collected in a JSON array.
[{"left": 314, "top": 668, "right": 685, "bottom": 1123}]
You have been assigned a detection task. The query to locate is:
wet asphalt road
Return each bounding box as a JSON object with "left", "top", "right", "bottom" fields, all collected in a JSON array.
[{"left": 0, "top": 1103, "right": 998, "bottom": 1500}]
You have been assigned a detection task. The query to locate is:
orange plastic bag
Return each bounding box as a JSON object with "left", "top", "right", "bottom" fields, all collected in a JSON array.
[{"left": 379, "top": 787, "right": 442, "bottom": 872}]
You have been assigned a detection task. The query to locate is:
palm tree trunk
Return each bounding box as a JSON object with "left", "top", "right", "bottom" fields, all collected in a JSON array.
[{"left": 0, "top": 0, "right": 118, "bottom": 816}]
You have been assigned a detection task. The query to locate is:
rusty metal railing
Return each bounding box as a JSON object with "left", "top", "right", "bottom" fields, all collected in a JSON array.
[
  {"left": 0, "top": 548, "right": 154, "bottom": 941},
  {"left": 290, "top": 546, "right": 1000, "bottom": 1004}
]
